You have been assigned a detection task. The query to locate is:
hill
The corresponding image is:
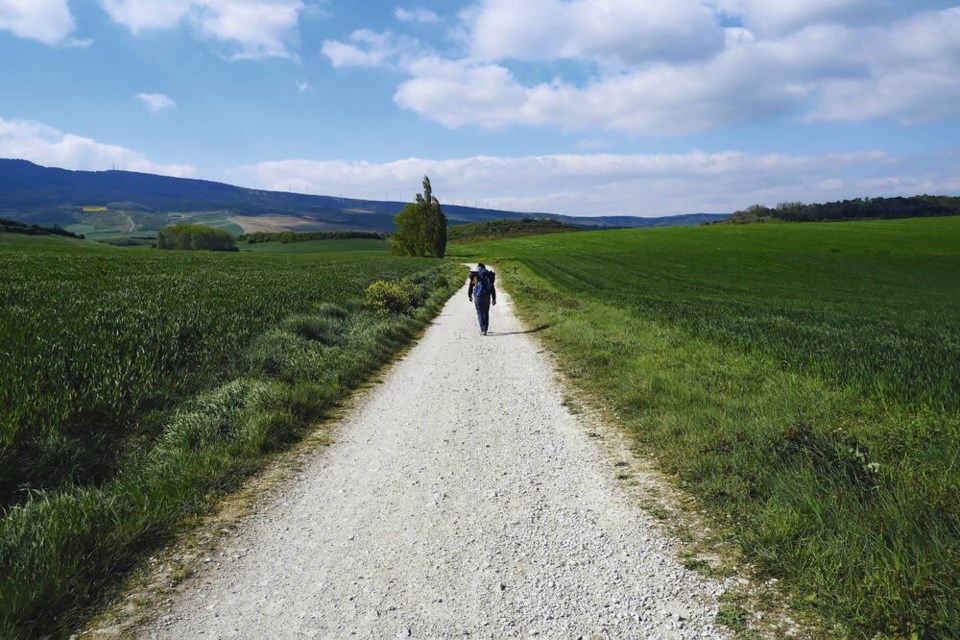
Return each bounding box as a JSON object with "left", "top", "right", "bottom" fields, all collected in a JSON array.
[{"left": 0, "top": 159, "right": 728, "bottom": 236}]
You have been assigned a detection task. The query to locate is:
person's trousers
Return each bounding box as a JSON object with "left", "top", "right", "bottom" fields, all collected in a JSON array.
[{"left": 474, "top": 294, "right": 491, "bottom": 333}]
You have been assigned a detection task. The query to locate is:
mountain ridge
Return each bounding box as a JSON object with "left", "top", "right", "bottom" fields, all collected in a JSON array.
[{"left": 0, "top": 159, "right": 729, "bottom": 233}]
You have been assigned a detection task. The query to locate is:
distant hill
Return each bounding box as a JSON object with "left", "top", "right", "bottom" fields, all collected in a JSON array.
[
  {"left": 728, "top": 196, "right": 960, "bottom": 224},
  {"left": 0, "top": 159, "right": 729, "bottom": 234}
]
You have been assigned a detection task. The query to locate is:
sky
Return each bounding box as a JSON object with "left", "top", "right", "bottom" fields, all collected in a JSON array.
[{"left": 1, "top": 1, "right": 959, "bottom": 217}]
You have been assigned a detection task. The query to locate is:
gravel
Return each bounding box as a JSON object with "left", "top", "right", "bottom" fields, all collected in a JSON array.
[{"left": 141, "top": 274, "right": 729, "bottom": 639}]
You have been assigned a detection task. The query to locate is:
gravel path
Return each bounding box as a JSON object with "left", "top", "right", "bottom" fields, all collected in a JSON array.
[{"left": 142, "top": 274, "right": 729, "bottom": 639}]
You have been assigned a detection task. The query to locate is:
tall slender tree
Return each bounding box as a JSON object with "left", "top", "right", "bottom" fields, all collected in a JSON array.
[{"left": 393, "top": 175, "right": 446, "bottom": 258}]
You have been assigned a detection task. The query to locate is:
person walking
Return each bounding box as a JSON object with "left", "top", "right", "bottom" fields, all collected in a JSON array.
[{"left": 468, "top": 263, "right": 497, "bottom": 335}]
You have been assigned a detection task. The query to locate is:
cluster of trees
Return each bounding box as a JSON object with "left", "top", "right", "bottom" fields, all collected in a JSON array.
[
  {"left": 729, "top": 195, "right": 960, "bottom": 224},
  {"left": 447, "top": 218, "right": 580, "bottom": 244},
  {"left": 238, "top": 230, "right": 386, "bottom": 244},
  {"left": 0, "top": 217, "right": 84, "bottom": 239},
  {"left": 157, "top": 224, "right": 237, "bottom": 251},
  {"left": 392, "top": 176, "right": 447, "bottom": 258}
]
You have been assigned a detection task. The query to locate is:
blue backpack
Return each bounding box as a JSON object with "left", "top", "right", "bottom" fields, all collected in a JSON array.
[{"left": 474, "top": 269, "right": 496, "bottom": 296}]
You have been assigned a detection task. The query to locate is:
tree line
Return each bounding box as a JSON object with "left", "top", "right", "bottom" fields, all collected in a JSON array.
[
  {"left": 0, "top": 218, "right": 84, "bottom": 239},
  {"left": 729, "top": 195, "right": 960, "bottom": 224},
  {"left": 157, "top": 224, "right": 237, "bottom": 251},
  {"left": 238, "top": 230, "right": 386, "bottom": 244},
  {"left": 447, "top": 218, "right": 580, "bottom": 244}
]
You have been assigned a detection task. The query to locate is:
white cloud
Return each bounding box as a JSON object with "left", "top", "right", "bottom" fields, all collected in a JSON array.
[
  {"left": 227, "top": 149, "right": 960, "bottom": 217},
  {"left": 395, "top": 7, "right": 439, "bottom": 24},
  {"left": 322, "top": 29, "right": 397, "bottom": 68},
  {"left": 711, "top": 0, "right": 867, "bottom": 33},
  {"left": 708, "top": 0, "right": 954, "bottom": 34},
  {"left": 98, "top": 0, "right": 193, "bottom": 31},
  {"left": 378, "top": 5, "right": 960, "bottom": 133},
  {"left": 322, "top": 29, "right": 424, "bottom": 69},
  {"left": 807, "top": 8, "right": 960, "bottom": 123},
  {"left": 0, "top": 0, "right": 76, "bottom": 45},
  {"left": 136, "top": 92, "right": 177, "bottom": 113},
  {"left": 98, "top": 0, "right": 305, "bottom": 59},
  {"left": 295, "top": 80, "right": 311, "bottom": 92},
  {"left": 461, "top": 0, "right": 724, "bottom": 66},
  {"left": 0, "top": 117, "right": 196, "bottom": 177}
]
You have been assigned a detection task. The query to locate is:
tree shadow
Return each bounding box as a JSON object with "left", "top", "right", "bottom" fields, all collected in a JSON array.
[{"left": 487, "top": 324, "right": 550, "bottom": 336}]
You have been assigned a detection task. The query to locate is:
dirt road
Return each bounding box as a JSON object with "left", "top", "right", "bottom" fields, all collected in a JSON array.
[{"left": 142, "top": 276, "right": 728, "bottom": 639}]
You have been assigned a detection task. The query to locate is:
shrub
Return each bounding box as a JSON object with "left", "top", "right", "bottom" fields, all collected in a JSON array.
[{"left": 364, "top": 280, "right": 419, "bottom": 315}]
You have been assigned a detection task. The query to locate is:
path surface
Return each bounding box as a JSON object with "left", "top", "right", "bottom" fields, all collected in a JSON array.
[{"left": 143, "top": 277, "right": 728, "bottom": 639}]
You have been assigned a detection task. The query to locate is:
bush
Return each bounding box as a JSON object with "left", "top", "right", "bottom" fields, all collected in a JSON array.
[{"left": 364, "top": 280, "right": 419, "bottom": 315}]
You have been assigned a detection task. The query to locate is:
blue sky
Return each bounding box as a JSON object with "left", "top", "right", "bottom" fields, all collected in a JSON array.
[{"left": 1, "top": 0, "right": 959, "bottom": 216}]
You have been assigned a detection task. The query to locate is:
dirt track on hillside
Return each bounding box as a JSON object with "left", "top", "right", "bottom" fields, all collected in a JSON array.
[{"left": 139, "top": 274, "right": 729, "bottom": 639}]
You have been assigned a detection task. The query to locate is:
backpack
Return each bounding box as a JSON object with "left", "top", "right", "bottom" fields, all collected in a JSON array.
[{"left": 473, "top": 269, "right": 496, "bottom": 296}]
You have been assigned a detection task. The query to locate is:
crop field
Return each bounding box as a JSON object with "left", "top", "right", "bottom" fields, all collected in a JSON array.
[
  {"left": 0, "top": 234, "right": 462, "bottom": 636},
  {"left": 453, "top": 216, "right": 960, "bottom": 636}
]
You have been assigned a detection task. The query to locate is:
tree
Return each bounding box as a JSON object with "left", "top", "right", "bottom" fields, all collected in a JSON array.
[
  {"left": 157, "top": 224, "right": 237, "bottom": 251},
  {"left": 393, "top": 176, "right": 446, "bottom": 258}
]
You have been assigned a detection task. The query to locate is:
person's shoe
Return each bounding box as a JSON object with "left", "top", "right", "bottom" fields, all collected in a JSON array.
[{"left": 482, "top": 330, "right": 487, "bottom": 336}]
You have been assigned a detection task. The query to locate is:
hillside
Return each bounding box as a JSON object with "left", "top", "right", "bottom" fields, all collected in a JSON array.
[{"left": 0, "top": 159, "right": 728, "bottom": 236}]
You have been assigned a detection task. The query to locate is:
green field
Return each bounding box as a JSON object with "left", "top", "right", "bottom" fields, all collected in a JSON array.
[
  {"left": 0, "top": 233, "right": 461, "bottom": 636},
  {"left": 453, "top": 216, "right": 960, "bottom": 637}
]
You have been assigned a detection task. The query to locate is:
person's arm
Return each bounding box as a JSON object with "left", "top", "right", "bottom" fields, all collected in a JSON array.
[
  {"left": 491, "top": 281, "right": 496, "bottom": 305},
  {"left": 468, "top": 273, "right": 476, "bottom": 300}
]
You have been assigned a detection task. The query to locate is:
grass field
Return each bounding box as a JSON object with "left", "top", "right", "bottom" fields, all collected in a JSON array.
[
  {"left": 0, "top": 233, "right": 462, "bottom": 637},
  {"left": 452, "top": 216, "right": 960, "bottom": 637}
]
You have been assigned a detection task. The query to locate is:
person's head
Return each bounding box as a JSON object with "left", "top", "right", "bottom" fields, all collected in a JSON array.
[{"left": 477, "top": 262, "right": 486, "bottom": 270}]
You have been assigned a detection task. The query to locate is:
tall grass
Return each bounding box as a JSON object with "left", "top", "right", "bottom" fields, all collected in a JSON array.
[
  {"left": 453, "top": 217, "right": 960, "bottom": 637},
  {"left": 0, "top": 236, "right": 463, "bottom": 637}
]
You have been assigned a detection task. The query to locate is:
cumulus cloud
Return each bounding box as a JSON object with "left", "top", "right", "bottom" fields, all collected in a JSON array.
[
  {"left": 435, "top": 6, "right": 960, "bottom": 132},
  {"left": 136, "top": 92, "right": 177, "bottom": 113},
  {"left": 395, "top": 7, "right": 439, "bottom": 24},
  {"left": 0, "top": 117, "right": 196, "bottom": 177},
  {"left": 461, "top": 0, "right": 724, "bottom": 65},
  {"left": 806, "top": 8, "right": 960, "bottom": 123},
  {"left": 0, "top": 0, "right": 78, "bottom": 45},
  {"left": 227, "top": 149, "right": 960, "bottom": 217},
  {"left": 98, "top": 0, "right": 305, "bottom": 59},
  {"left": 324, "top": 3, "right": 960, "bottom": 134}
]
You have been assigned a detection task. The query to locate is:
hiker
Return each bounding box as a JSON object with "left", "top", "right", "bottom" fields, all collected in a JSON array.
[{"left": 468, "top": 263, "right": 497, "bottom": 335}]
